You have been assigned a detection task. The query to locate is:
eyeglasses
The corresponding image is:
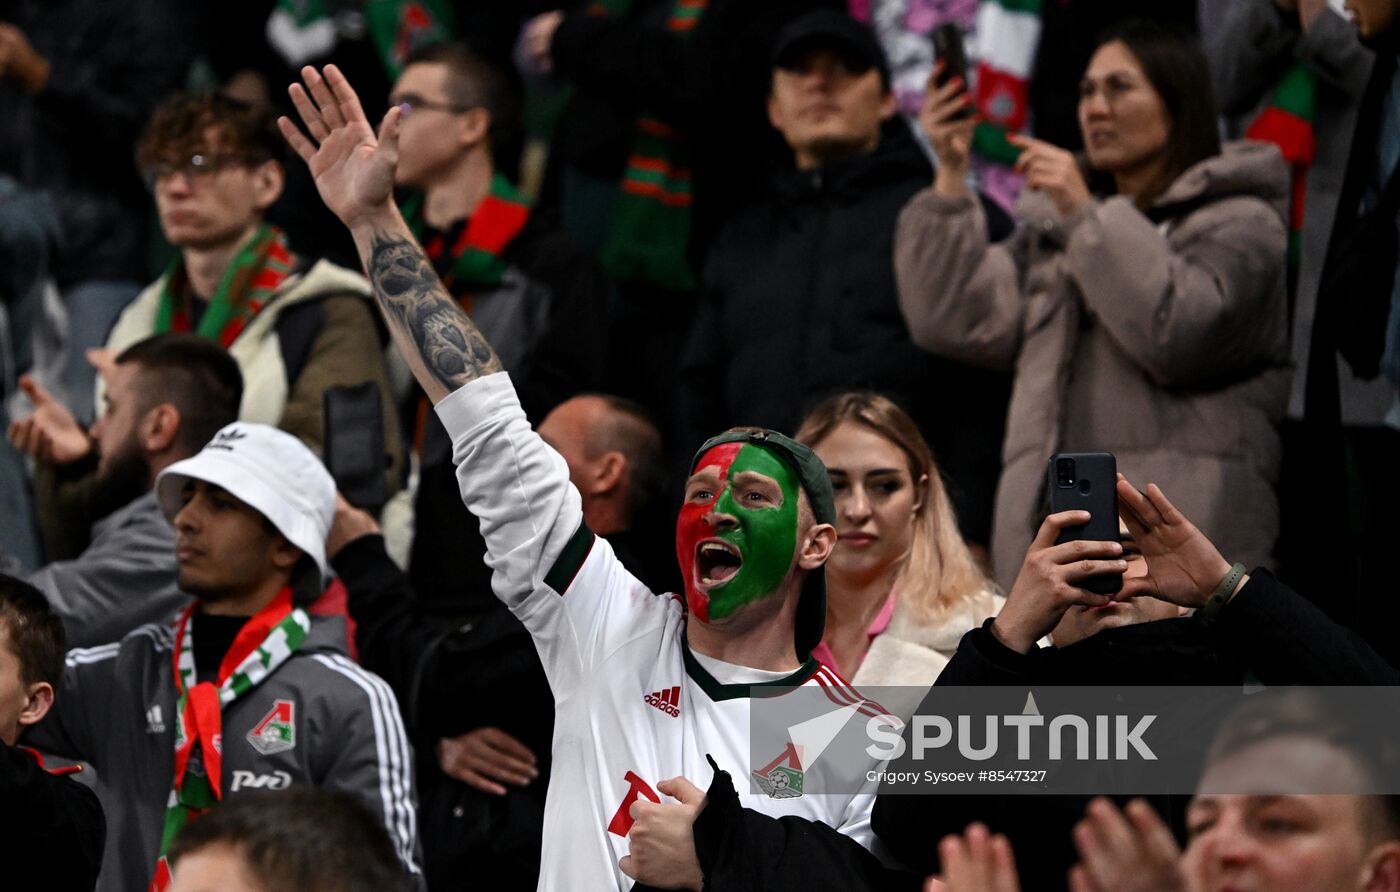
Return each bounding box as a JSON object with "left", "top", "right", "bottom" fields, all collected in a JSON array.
[
  {"left": 141, "top": 153, "right": 245, "bottom": 191},
  {"left": 389, "top": 93, "right": 475, "bottom": 117}
]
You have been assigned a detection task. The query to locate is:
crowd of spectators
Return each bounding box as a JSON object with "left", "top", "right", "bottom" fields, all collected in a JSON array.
[{"left": 1, "top": 0, "right": 1399, "bottom": 889}]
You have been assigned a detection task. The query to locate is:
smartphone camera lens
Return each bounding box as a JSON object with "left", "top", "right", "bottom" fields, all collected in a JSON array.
[{"left": 1055, "top": 458, "right": 1076, "bottom": 488}]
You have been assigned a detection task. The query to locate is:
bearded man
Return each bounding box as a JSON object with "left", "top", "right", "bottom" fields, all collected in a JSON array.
[{"left": 5, "top": 334, "right": 242, "bottom": 647}]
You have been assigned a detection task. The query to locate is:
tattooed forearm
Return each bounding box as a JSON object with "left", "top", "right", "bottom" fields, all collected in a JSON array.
[{"left": 366, "top": 229, "right": 502, "bottom": 392}]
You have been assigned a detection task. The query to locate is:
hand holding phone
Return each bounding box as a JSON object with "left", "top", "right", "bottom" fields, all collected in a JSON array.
[
  {"left": 931, "top": 23, "right": 973, "bottom": 121},
  {"left": 923, "top": 23, "right": 977, "bottom": 192},
  {"left": 992, "top": 507, "right": 1128, "bottom": 654},
  {"left": 1047, "top": 452, "right": 1123, "bottom": 595}
]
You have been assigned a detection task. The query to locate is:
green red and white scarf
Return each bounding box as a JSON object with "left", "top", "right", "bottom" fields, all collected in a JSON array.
[
  {"left": 155, "top": 224, "right": 293, "bottom": 349},
  {"left": 269, "top": 0, "right": 456, "bottom": 78},
  {"left": 970, "top": 0, "right": 1041, "bottom": 165},
  {"left": 590, "top": 0, "right": 708, "bottom": 292},
  {"left": 1245, "top": 62, "right": 1316, "bottom": 271},
  {"left": 401, "top": 172, "right": 532, "bottom": 298},
  {"left": 148, "top": 589, "right": 310, "bottom": 892}
]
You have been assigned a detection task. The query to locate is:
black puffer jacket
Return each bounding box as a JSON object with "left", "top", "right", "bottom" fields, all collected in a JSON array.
[{"left": 678, "top": 121, "right": 1012, "bottom": 542}]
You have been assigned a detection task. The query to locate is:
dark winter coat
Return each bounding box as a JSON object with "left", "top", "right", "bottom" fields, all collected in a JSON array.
[{"left": 679, "top": 121, "right": 1013, "bottom": 541}]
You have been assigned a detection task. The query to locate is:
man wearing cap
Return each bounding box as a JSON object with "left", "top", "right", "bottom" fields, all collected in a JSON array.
[
  {"left": 23, "top": 422, "right": 421, "bottom": 892},
  {"left": 279, "top": 63, "right": 909, "bottom": 892},
  {"left": 678, "top": 9, "right": 1014, "bottom": 552}
]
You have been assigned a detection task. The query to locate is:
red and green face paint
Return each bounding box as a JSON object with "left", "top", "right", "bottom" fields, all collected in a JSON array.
[{"left": 676, "top": 441, "right": 801, "bottom": 624}]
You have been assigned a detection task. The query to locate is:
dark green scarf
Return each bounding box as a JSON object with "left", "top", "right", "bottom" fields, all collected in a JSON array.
[{"left": 590, "top": 0, "right": 708, "bottom": 292}]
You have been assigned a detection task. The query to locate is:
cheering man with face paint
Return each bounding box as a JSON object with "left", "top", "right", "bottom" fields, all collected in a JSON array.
[{"left": 279, "top": 63, "right": 902, "bottom": 892}]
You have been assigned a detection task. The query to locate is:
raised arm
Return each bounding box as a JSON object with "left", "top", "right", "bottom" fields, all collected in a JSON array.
[
  {"left": 279, "top": 67, "right": 670, "bottom": 688},
  {"left": 276, "top": 65, "right": 500, "bottom": 405}
]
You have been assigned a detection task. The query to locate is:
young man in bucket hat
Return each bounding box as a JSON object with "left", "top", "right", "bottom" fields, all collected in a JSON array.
[
  {"left": 23, "top": 422, "right": 420, "bottom": 892},
  {"left": 279, "top": 63, "right": 903, "bottom": 891}
]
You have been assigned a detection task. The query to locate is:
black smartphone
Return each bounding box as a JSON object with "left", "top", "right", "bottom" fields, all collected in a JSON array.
[
  {"left": 1046, "top": 452, "right": 1122, "bottom": 596},
  {"left": 931, "top": 22, "right": 973, "bottom": 121},
  {"left": 324, "top": 382, "right": 389, "bottom": 514}
]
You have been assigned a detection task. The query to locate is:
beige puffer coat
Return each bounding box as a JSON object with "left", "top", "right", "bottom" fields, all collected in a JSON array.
[{"left": 895, "top": 141, "right": 1292, "bottom": 589}]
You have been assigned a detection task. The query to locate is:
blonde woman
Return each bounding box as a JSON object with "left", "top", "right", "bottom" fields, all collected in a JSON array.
[{"left": 797, "top": 392, "right": 1001, "bottom": 713}]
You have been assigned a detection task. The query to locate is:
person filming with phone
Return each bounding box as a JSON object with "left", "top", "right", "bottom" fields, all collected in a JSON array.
[
  {"left": 873, "top": 468, "right": 1400, "bottom": 889},
  {"left": 896, "top": 21, "right": 1291, "bottom": 591}
]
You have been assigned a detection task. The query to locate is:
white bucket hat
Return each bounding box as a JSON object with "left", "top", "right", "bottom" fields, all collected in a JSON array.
[{"left": 155, "top": 423, "right": 336, "bottom": 579}]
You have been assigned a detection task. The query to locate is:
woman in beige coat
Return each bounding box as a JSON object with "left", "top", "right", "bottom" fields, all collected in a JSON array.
[{"left": 897, "top": 22, "right": 1291, "bottom": 589}]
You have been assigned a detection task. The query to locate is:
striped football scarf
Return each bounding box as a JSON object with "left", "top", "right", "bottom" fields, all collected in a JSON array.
[
  {"left": 154, "top": 224, "right": 293, "bottom": 349},
  {"left": 401, "top": 172, "right": 532, "bottom": 299},
  {"left": 148, "top": 589, "right": 310, "bottom": 891},
  {"left": 592, "top": 0, "right": 708, "bottom": 292}
]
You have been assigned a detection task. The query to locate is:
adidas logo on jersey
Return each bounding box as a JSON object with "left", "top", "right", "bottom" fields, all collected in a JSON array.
[{"left": 644, "top": 686, "right": 681, "bottom": 717}]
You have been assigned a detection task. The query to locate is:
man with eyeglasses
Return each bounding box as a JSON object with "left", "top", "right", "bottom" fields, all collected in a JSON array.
[{"left": 95, "top": 92, "right": 402, "bottom": 513}]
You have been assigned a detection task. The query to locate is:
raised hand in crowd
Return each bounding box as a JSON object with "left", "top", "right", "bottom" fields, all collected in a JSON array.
[
  {"left": 1007, "top": 133, "right": 1092, "bottom": 217},
  {"left": 522, "top": 11, "right": 564, "bottom": 75},
  {"left": 1069, "top": 798, "right": 1193, "bottom": 892},
  {"left": 619, "top": 776, "right": 707, "bottom": 890},
  {"left": 989, "top": 511, "right": 1127, "bottom": 654},
  {"left": 437, "top": 727, "right": 539, "bottom": 797},
  {"left": 935, "top": 823, "right": 1021, "bottom": 892},
  {"left": 919, "top": 62, "right": 978, "bottom": 199},
  {"left": 278, "top": 65, "right": 400, "bottom": 232},
  {"left": 7, "top": 375, "right": 90, "bottom": 466},
  {"left": 83, "top": 348, "right": 115, "bottom": 385},
  {"left": 0, "top": 22, "right": 49, "bottom": 93},
  {"left": 280, "top": 64, "right": 500, "bottom": 405},
  {"left": 326, "top": 492, "right": 381, "bottom": 560},
  {"left": 1113, "top": 476, "right": 1245, "bottom": 610}
]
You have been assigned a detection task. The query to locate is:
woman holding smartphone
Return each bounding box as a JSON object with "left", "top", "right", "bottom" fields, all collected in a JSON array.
[
  {"left": 797, "top": 392, "right": 1001, "bottom": 718},
  {"left": 896, "top": 21, "right": 1290, "bottom": 589}
]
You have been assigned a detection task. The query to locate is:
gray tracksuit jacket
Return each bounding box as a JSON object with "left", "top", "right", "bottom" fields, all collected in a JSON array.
[
  {"left": 24, "top": 491, "right": 189, "bottom": 649},
  {"left": 25, "top": 613, "right": 422, "bottom": 892}
]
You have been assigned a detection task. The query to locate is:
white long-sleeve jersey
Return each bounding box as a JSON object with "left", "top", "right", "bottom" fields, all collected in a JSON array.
[{"left": 437, "top": 373, "right": 887, "bottom": 891}]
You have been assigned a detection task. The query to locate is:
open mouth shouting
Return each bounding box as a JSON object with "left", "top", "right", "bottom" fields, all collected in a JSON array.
[{"left": 695, "top": 539, "right": 743, "bottom": 590}]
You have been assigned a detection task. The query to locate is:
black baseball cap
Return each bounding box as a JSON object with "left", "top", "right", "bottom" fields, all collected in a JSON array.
[{"left": 771, "top": 10, "right": 891, "bottom": 89}]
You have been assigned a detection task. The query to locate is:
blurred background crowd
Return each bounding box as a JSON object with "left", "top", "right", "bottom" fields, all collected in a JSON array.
[{"left": 1, "top": 0, "right": 1399, "bottom": 889}]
